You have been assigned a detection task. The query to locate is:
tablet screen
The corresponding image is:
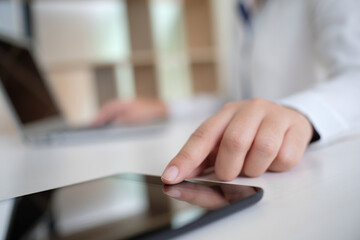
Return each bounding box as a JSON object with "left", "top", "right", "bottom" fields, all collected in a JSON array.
[{"left": 3, "top": 174, "right": 263, "bottom": 240}]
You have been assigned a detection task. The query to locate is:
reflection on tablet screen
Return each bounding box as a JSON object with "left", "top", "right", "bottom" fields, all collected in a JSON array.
[{"left": 3, "top": 174, "right": 263, "bottom": 240}]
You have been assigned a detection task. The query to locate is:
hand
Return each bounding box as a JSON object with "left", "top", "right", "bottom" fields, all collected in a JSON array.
[
  {"left": 161, "top": 98, "right": 314, "bottom": 184},
  {"left": 93, "top": 98, "right": 168, "bottom": 126}
]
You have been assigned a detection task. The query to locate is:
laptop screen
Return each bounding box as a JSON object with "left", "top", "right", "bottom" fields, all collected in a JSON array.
[{"left": 0, "top": 37, "right": 60, "bottom": 125}]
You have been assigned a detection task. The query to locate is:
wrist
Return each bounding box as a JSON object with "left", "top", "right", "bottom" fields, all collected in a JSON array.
[{"left": 284, "top": 106, "right": 319, "bottom": 144}]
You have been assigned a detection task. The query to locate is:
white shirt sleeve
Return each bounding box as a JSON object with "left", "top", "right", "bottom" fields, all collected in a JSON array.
[{"left": 279, "top": 0, "right": 360, "bottom": 143}]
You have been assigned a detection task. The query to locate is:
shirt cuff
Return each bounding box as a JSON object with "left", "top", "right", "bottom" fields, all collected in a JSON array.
[{"left": 277, "top": 91, "right": 349, "bottom": 143}]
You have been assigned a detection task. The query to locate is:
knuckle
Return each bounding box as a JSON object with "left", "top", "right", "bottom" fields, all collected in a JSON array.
[
  {"left": 191, "top": 126, "right": 208, "bottom": 141},
  {"left": 223, "top": 132, "right": 249, "bottom": 152},
  {"left": 176, "top": 150, "right": 194, "bottom": 163},
  {"left": 275, "top": 152, "right": 298, "bottom": 171},
  {"left": 253, "top": 138, "right": 277, "bottom": 157}
]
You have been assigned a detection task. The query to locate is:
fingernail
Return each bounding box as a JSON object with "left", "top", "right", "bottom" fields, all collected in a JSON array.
[
  {"left": 165, "top": 189, "right": 181, "bottom": 198},
  {"left": 162, "top": 166, "right": 179, "bottom": 182}
]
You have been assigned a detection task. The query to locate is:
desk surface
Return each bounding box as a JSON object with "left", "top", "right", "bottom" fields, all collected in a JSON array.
[{"left": 0, "top": 117, "right": 360, "bottom": 240}]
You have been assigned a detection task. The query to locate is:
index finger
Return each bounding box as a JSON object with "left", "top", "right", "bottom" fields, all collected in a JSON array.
[{"left": 161, "top": 105, "right": 235, "bottom": 184}]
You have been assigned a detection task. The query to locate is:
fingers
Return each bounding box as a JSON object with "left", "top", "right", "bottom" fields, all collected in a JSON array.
[
  {"left": 214, "top": 107, "right": 265, "bottom": 181},
  {"left": 242, "top": 114, "right": 289, "bottom": 177},
  {"left": 162, "top": 99, "right": 313, "bottom": 184},
  {"left": 268, "top": 125, "right": 310, "bottom": 172},
  {"left": 93, "top": 101, "right": 125, "bottom": 126},
  {"left": 185, "top": 142, "right": 220, "bottom": 179},
  {"left": 93, "top": 101, "right": 129, "bottom": 126},
  {"left": 113, "top": 113, "right": 136, "bottom": 125},
  {"left": 161, "top": 105, "right": 235, "bottom": 184}
]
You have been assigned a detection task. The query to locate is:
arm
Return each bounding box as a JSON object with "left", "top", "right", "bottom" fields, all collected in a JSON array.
[
  {"left": 279, "top": 0, "right": 360, "bottom": 143},
  {"left": 162, "top": 0, "right": 360, "bottom": 184}
]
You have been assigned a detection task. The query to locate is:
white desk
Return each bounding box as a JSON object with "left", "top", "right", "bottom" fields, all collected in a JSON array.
[{"left": 0, "top": 117, "right": 360, "bottom": 240}]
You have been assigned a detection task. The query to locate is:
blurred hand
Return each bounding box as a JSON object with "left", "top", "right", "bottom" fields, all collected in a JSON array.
[
  {"left": 93, "top": 98, "right": 168, "bottom": 126},
  {"left": 161, "top": 98, "right": 313, "bottom": 184}
]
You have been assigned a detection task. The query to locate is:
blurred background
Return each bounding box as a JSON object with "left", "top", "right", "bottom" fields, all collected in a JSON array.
[{"left": 0, "top": 0, "right": 239, "bottom": 134}]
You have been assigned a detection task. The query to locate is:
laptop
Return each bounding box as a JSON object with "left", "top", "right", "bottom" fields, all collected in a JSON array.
[{"left": 0, "top": 35, "right": 166, "bottom": 144}]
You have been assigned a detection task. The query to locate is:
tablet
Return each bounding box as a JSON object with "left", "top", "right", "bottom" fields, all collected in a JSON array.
[{"left": 3, "top": 173, "right": 263, "bottom": 240}]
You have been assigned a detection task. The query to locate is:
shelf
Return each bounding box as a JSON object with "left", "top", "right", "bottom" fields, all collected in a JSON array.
[
  {"left": 130, "top": 50, "right": 156, "bottom": 66},
  {"left": 126, "top": 0, "right": 154, "bottom": 52},
  {"left": 133, "top": 65, "right": 159, "bottom": 98},
  {"left": 188, "top": 47, "right": 217, "bottom": 63},
  {"left": 184, "top": 0, "right": 214, "bottom": 48},
  {"left": 191, "top": 62, "right": 218, "bottom": 94},
  {"left": 36, "top": 0, "right": 219, "bottom": 102}
]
